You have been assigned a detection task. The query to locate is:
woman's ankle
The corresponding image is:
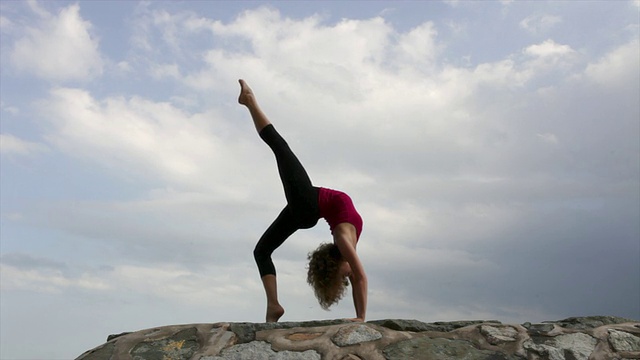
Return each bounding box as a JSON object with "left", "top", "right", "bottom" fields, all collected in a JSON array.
[{"left": 266, "top": 303, "right": 285, "bottom": 322}]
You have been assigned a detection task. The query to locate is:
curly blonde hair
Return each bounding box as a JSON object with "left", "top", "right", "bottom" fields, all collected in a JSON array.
[{"left": 306, "top": 243, "right": 349, "bottom": 310}]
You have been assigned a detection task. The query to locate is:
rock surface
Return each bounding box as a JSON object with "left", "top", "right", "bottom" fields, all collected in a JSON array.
[{"left": 76, "top": 316, "right": 639, "bottom": 360}]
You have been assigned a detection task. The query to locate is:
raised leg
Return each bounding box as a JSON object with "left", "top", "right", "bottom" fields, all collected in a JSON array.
[
  {"left": 238, "top": 79, "right": 316, "bottom": 214},
  {"left": 258, "top": 125, "right": 319, "bottom": 225},
  {"left": 238, "top": 79, "right": 271, "bottom": 133}
]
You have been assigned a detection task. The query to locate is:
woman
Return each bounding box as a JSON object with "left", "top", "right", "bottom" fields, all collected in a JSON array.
[{"left": 238, "top": 79, "right": 367, "bottom": 323}]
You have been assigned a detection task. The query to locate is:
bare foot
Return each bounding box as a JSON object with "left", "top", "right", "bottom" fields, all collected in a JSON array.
[
  {"left": 238, "top": 79, "right": 255, "bottom": 106},
  {"left": 266, "top": 303, "right": 285, "bottom": 323},
  {"left": 238, "top": 79, "right": 270, "bottom": 131}
]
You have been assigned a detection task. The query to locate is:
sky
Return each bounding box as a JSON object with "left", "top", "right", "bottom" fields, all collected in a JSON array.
[{"left": 0, "top": 0, "right": 638, "bottom": 359}]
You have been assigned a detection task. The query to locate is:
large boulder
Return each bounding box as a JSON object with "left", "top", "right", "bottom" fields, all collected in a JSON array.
[{"left": 76, "top": 316, "right": 640, "bottom": 360}]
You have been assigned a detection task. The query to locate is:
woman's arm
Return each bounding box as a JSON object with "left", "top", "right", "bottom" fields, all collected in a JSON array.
[
  {"left": 334, "top": 223, "right": 368, "bottom": 321},
  {"left": 349, "top": 269, "right": 368, "bottom": 321}
]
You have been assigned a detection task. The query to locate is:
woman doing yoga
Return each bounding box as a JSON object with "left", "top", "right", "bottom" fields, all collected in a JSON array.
[{"left": 238, "top": 79, "right": 368, "bottom": 323}]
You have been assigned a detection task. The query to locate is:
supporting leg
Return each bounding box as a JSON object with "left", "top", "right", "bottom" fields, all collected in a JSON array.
[
  {"left": 261, "top": 274, "right": 285, "bottom": 322},
  {"left": 253, "top": 207, "right": 297, "bottom": 322}
]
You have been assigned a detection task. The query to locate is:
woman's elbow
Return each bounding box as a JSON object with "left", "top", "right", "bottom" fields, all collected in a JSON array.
[{"left": 351, "top": 272, "right": 367, "bottom": 285}]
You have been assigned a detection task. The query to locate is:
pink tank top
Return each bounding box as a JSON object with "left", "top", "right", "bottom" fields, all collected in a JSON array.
[{"left": 317, "top": 187, "right": 363, "bottom": 240}]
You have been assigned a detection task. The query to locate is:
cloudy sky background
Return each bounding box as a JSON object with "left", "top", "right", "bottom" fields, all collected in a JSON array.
[{"left": 1, "top": 1, "right": 638, "bottom": 358}]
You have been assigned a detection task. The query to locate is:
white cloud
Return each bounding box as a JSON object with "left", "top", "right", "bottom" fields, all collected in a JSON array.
[
  {"left": 585, "top": 40, "right": 640, "bottom": 88},
  {"left": 0, "top": 133, "right": 48, "bottom": 156},
  {"left": 110, "top": 264, "right": 260, "bottom": 306},
  {"left": 37, "top": 86, "right": 285, "bottom": 210},
  {"left": 522, "top": 39, "right": 578, "bottom": 74},
  {"left": 444, "top": 19, "right": 467, "bottom": 36},
  {"left": 536, "top": 133, "right": 559, "bottom": 144},
  {"left": 0, "top": 256, "right": 261, "bottom": 308},
  {"left": 150, "top": 63, "right": 181, "bottom": 80},
  {"left": 116, "top": 61, "right": 132, "bottom": 73},
  {"left": 41, "top": 88, "right": 217, "bottom": 184},
  {"left": 519, "top": 14, "right": 562, "bottom": 35},
  {"left": 471, "top": 59, "right": 532, "bottom": 87},
  {"left": 0, "top": 263, "right": 110, "bottom": 294},
  {"left": 26, "top": 0, "right": 51, "bottom": 19},
  {"left": 0, "top": 101, "right": 19, "bottom": 115},
  {"left": 10, "top": 3, "right": 103, "bottom": 81},
  {"left": 524, "top": 39, "right": 574, "bottom": 58},
  {"left": 0, "top": 15, "right": 14, "bottom": 31},
  {"left": 443, "top": 0, "right": 461, "bottom": 8},
  {"left": 177, "top": 10, "right": 394, "bottom": 95},
  {"left": 396, "top": 22, "right": 439, "bottom": 67}
]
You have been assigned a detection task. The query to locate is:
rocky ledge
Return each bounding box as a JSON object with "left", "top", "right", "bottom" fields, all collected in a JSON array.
[{"left": 76, "top": 316, "right": 639, "bottom": 360}]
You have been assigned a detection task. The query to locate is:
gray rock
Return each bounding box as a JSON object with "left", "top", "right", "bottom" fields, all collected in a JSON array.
[
  {"left": 524, "top": 333, "right": 597, "bottom": 360},
  {"left": 430, "top": 320, "right": 502, "bottom": 332},
  {"left": 523, "top": 340, "right": 565, "bottom": 360},
  {"left": 106, "top": 331, "right": 131, "bottom": 341},
  {"left": 131, "top": 327, "right": 199, "bottom": 360},
  {"left": 331, "top": 324, "right": 382, "bottom": 347},
  {"left": 550, "top": 333, "right": 597, "bottom": 360},
  {"left": 76, "top": 342, "right": 115, "bottom": 360},
  {"left": 608, "top": 329, "right": 640, "bottom": 352},
  {"left": 369, "top": 319, "right": 500, "bottom": 333},
  {"left": 368, "top": 319, "right": 435, "bottom": 332},
  {"left": 229, "top": 320, "right": 349, "bottom": 344},
  {"left": 200, "top": 327, "right": 236, "bottom": 358},
  {"left": 210, "top": 341, "right": 271, "bottom": 360},
  {"left": 274, "top": 350, "right": 322, "bottom": 360},
  {"left": 211, "top": 341, "right": 320, "bottom": 360},
  {"left": 75, "top": 317, "right": 640, "bottom": 360},
  {"left": 547, "top": 316, "right": 638, "bottom": 330},
  {"left": 521, "top": 322, "right": 555, "bottom": 336},
  {"left": 383, "top": 337, "right": 513, "bottom": 360},
  {"left": 229, "top": 323, "right": 282, "bottom": 344},
  {"left": 480, "top": 325, "right": 518, "bottom": 344}
]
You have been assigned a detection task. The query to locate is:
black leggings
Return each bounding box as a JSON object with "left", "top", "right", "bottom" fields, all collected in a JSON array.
[{"left": 254, "top": 124, "right": 320, "bottom": 277}]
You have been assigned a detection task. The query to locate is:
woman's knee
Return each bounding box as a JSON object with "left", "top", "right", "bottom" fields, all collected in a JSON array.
[{"left": 253, "top": 243, "right": 268, "bottom": 262}]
